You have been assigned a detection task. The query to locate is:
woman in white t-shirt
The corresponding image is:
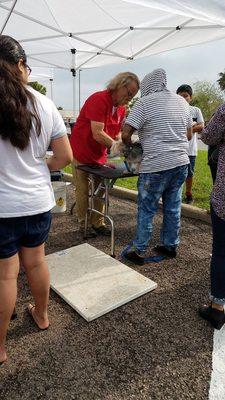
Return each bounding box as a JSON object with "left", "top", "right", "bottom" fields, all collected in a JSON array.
[{"left": 0, "top": 36, "right": 73, "bottom": 364}]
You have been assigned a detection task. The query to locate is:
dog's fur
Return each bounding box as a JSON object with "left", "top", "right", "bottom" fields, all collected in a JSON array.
[{"left": 123, "top": 142, "right": 143, "bottom": 173}]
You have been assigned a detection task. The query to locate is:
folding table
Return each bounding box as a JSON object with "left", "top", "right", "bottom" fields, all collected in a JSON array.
[{"left": 77, "top": 164, "right": 137, "bottom": 257}]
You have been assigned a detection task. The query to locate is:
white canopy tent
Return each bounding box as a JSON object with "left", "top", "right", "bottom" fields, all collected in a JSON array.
[{"left": 1, "top": 0, "right": 225, "bottom": 113}]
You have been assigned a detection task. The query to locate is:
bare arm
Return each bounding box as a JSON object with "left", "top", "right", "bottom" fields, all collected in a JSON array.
[
  {"left": 46, "top": 135, "right": 73, "bottom": 171},
  {"left": 187, "top": 126, "right": 193, "bottom": 141},
  {"left": 122, "top": 123, "right": 136, "bottom": 145},
  {"left": 115, "top": 131, "right": 122, "bottom": 141},
  {"left": 91, "top": 121, "right": 114, "bottom": 148},
  {"left": 193, "top": 122, "right": 204, "bottom": 133}
]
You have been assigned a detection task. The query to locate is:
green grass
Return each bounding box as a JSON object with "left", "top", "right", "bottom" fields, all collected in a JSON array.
[
  {"left": 64, "top": 150, "right": 212, "bottom": 210},
  {"left": 116, "top": 151, "right": 212, "bottom": 210},
  {"left": 64, "top": 165, "right": 73, "bottom": 174},
  {"left": 188, "top": 150, "right": 211, "bottom": 210}
]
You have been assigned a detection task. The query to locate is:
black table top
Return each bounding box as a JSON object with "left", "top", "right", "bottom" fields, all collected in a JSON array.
[{"left": 77, "top": 164, "right": 138, "bottom": 179}]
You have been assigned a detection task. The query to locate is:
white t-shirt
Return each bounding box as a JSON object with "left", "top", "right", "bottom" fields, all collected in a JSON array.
[
  {"left": 0, "top": 87, "right": 67, "bottom": 217},
  {"left": 188, "top": 106, "right": 204, "bottom": 156}
]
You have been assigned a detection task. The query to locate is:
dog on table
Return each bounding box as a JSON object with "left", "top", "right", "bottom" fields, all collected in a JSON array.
[
  {"left": 109, "top": 139, "right": 143, "bottom": 174},
  {"left": 123, "top": 141, "right": 143, "bottom": 173}
]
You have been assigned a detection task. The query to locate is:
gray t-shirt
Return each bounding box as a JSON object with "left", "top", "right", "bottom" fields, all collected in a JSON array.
[{"left": 126, "top": 90, "right": 192, "bottom": 173}]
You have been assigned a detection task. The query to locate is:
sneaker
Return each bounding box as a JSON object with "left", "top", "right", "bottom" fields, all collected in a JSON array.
[
  {"left": 199, "top": 304, "right": 225, "bottom": 330},
  {"left": 92, "top": 225, "right": 111, "bottom": 236},
  {"left": 123, "top": 250, "right": 144, "bottom": 265},
  {"left": 185, "top": 194, "right": 193, "bottom": 204},
  {"left": 154, "top": 245, "right": 177, "bottom": 258}
]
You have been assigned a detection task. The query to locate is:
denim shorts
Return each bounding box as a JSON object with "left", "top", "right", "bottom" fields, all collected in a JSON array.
[
  {"left": 0, "top": 211, "right": 52, "bottom": 259},
  {"left": 187, "top": 156, "right": 196, "bottom": 178}
]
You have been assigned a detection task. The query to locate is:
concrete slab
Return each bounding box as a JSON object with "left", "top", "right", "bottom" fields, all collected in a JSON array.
[{"left": 46, "top": 244, "right": 157, "bottom": 321}]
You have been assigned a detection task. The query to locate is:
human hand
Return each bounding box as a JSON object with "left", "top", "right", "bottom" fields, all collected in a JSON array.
[{"left": 109, "top": 140, "right": 125, "bottom": 157}]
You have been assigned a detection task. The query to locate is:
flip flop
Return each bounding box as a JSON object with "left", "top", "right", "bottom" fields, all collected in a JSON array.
[{"left": 27, "top": 304, "right": 49, "bottom": 331}]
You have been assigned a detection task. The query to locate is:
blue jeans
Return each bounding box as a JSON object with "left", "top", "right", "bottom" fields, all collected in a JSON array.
[
  {"left": 210, "top": 206, "right": 225, "bottom": 306},
  {"left": 133, "top": 165, "right": 188, "bottom": 254}
]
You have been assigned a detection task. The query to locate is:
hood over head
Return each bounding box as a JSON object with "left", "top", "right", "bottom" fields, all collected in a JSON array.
[{"left": 140, "top": 68, "right": 167, "bottom": 97}]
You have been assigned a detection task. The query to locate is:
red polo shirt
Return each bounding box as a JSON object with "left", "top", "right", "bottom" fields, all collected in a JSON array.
[{"left": 70, "top": 90, "right": 125, "bottom": 165}]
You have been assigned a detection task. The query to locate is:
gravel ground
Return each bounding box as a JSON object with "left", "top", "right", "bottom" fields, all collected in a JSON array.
[{"left": 0, "top": 186, "right": 214, "bottom": 400}]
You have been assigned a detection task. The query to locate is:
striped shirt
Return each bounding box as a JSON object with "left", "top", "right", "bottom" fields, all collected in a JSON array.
[{"left": 126, "top": 69, "right": 192, "bottom": 173}]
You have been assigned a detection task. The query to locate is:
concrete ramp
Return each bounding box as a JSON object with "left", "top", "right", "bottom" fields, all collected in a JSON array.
[{"left": 46, "top": 243, "right": 157, "bottom": 321}]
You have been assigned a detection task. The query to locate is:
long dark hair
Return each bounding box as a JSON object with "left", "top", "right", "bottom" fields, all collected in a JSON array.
[{"left": 0, "top": 35, "right": 41, "bottom": 150}]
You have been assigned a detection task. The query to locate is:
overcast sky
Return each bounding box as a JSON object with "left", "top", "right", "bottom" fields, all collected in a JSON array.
[{"left": 42, "top": 37, "right": 225, "bottom": 112}]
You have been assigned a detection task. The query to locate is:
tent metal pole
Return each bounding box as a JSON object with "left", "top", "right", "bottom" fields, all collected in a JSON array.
[
  {"left": 71, "top": 49, "right": 76, "bottom": 119},
  {"left": 133, "top": 18, "right": 193, "bottom": 58},
  {"left": 78, "top": 69, "right": 82, "bottom": 112},
  {"left": 72, "top": 73, "right": 76, "bottom": 118},
  {"left": 49, "top": 78, "right": 53, "bottom": 101},
  {"left": 0, "top": 0, "right": 17, "bottom": 34},
  {"left": 29, "top": 49, "right": 125, "bottom": 58},
  {"left": 28, "top": 56, "right": 69, "bottom": 70},
  {"left": 77, "top": 54, "right": 99, "bottom": 70},
  {"left": 0, "top": 3, "right": 125, "bottom": 59},
  {"left": 76, "top": 28, "right": 131, "bottom": 70}
]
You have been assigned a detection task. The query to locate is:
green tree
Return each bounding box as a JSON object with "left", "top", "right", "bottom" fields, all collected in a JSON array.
[
  {"left": 217, "top": 71, "right": 225, "bottom": 91},
  {"left": 28, "top": 81, "right": 46, "bottom": 95},
  {"left": 191, "top": 81, "right": 224, "bottom": 122}
]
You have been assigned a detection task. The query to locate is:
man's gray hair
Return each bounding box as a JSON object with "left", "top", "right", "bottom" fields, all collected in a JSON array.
[{"left": 107, "top": 72, "right": 140, "bottom": 92}]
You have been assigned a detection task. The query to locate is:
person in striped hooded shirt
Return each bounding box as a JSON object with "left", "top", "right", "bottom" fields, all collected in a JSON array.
[{"left": 122, "top": 68, "right": 192, "bottom": 265}]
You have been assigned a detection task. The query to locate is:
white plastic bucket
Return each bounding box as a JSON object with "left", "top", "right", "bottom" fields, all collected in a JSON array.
[{"left": 52, "top": 182, "right": 67, "bottom": 213}]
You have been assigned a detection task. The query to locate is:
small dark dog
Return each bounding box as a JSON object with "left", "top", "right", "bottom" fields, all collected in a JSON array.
[{"left": 123, "top": 142, "right": 143, "bottom": 173}]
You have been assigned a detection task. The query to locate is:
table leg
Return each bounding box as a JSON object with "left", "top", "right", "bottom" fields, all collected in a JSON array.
[{"left": 84, "top": 176, "right": 115, "bottom": 257}]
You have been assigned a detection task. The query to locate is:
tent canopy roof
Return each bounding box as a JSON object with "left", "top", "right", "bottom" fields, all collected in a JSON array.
[{"left": 1, "top": 0, "right": 225, "bottom": 71}]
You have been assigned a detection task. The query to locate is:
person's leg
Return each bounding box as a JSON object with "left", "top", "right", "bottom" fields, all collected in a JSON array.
[
  {"left": 72, "top": 160, "right": 97, "bottom": 237},
  {"left": 0, "top": 254, "right": 19, "bottom": 363},
  {"left": 72, "top": 159, "right": 90, "bottom": 226},
  {"left": 20, "top": 244, "right": 50, "bottom": 330},
  {"left": 199, "top": 206, "right": 225, "bottom": 329},
  {"left": 160, "top": 165, "right": 188, "bottom": 251},
  {"left": 185, "top": 156, "right": 196, "bottom": 203},
  {"left": 91, "top": 175, "right": 105, "bottom": 229},
  {"left": 133, "top": 173, "right": 165, "bottom": 254},
  {"left": 210, "top": 206, "right": 225, "bottom": 306},
  {"left": 209, "top": 162, "right": 217, "bottom": 184}
]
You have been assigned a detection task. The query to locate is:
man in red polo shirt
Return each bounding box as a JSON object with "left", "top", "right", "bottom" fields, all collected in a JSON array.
[{"left": 70, "top": 72, "right": 139, "bottom": 237}]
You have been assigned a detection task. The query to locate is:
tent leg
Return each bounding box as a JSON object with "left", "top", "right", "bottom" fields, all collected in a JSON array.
[{"left": 0, "top": 0, "right": 18, "bottom": 34}]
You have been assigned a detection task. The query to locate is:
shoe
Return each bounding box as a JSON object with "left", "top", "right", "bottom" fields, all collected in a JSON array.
[
  {"left": 79, "top": 226, "right": 97, "bottom": 238},
  {"left": 199, "top": 304, "right": 225, "bottom": 330},
  {"left": 154, "top": 245, "right": 177, "bottom": 258},
  {"left": 185, "top": 194, "right": 193, "bottom": 204},
  {"left": 123, "top": 250, "right": 144, "bottom": 265},
  {"left": 92, "top": 225, "right": 111, "bottom": 236}
]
